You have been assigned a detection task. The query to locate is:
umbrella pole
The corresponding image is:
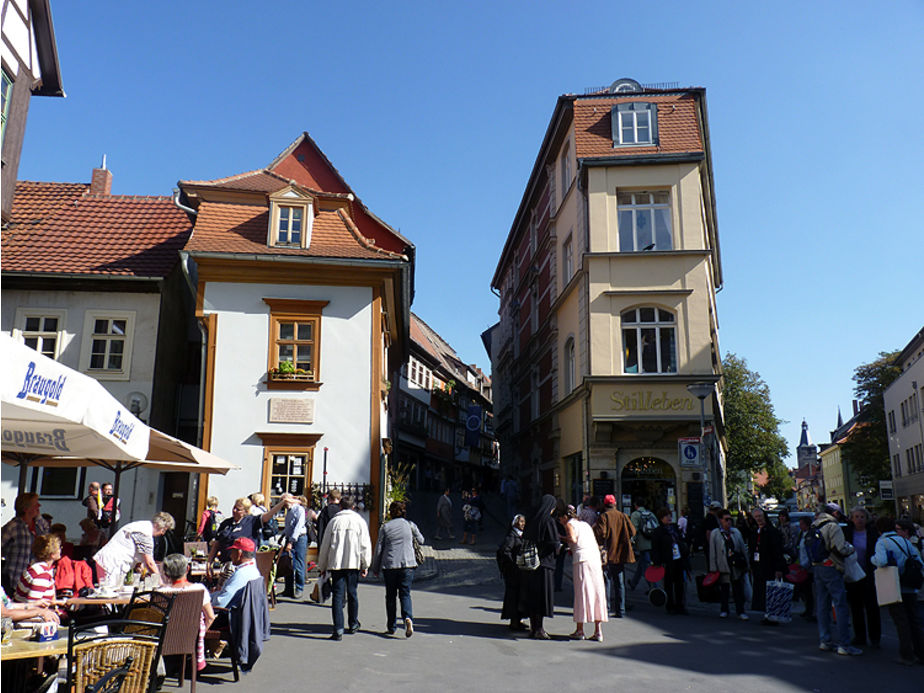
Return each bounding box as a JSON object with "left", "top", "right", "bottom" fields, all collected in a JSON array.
[
  {"left": 18, "top": 462, "right": 28, "bottom": 494},
  {"left": 110, "top": 465, "right": 123, "bottom": 537}
]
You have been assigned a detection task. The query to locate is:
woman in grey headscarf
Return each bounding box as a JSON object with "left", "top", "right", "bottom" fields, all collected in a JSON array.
[
  {"left": 497, "top": 514, "right": 527, "bottom": 630},
  {"left": 521, "top": 495, "right": 561, "bottom": 639}
]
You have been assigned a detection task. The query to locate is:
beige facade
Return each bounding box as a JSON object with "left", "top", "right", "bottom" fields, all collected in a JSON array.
[
  {"left": 885, "top": 327, "right": 924, "bottom": 522},
  {"left": 490, "top": 80, "right": 726, "bottom": 521}
]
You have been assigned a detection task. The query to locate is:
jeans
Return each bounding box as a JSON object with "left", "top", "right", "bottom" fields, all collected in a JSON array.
[
  {"left": 286, "top": 533, "right": 308, "bottom": 595},
  {"left": 814, "top": 565, "right": 851, "bottom": 647},
  {"left": 629, "top": 550, "right": 651, "bottom": 590},
  {"left": 887, "top": 593, "right": 924, "bottom": 662},
  {"left": 330, "top": 569, "right": 360, "bottom": 634},
  {"left": 383, "top": 568, "right": 414, "bottom": 629},
  {"left": 605, "top": 563, "right": 625, "bottom": 616}
]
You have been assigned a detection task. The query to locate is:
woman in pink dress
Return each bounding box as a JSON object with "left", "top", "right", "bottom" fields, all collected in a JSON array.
[{"left": 559, "top": 506, "right": 608, "bottom": 641}]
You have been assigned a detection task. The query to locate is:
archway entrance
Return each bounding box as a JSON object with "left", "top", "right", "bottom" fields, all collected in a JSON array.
[{"left": 621, "top": 457, "right": 676, "bottom": 514}]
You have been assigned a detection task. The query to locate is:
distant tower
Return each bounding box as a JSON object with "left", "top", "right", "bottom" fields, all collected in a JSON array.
[{"left": 796, "top": 419, "right": 818, "bottom": 470}]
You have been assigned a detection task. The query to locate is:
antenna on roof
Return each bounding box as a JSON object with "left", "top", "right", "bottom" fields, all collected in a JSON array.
[{"left": 101, "top": 154, "right": 107, "bottom": 170}]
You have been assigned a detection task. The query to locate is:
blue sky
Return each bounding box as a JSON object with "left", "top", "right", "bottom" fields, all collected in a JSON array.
[{"left": 17, "top": 1, "right": 923, "bottom": 464}]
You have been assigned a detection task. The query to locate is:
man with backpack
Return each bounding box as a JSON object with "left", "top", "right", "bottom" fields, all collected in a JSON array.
[
  {"left": 628, "top": 499, "right": 657, "bottom": 592},
  {"left": 871, "top": 518, "right": 924, "bottom": 665},
  {"left": 593, "top": 494, "right": 636, "bottom": 618},
  {"left": 806, "top": 502, "right": 861, "bottom": 656}
]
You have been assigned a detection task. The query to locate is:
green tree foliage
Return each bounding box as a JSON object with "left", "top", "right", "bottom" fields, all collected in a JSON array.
[
  {"left": 722, "top": 353, "right": 790, "bottom": 488},
  {"left": 842, "top": 351, "right": 901, "bottom": 490},
  {"left": 761, "top": 460, "right": 795, "bottom": 501}
]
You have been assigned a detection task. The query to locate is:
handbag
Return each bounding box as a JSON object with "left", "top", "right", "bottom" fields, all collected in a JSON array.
[
  {"left": 412, "top": 535, "right": 425, "bottom": 566},
  {"left": 874, "top": 565, "right": 901, "bottom": 606},
  {"left": 843, "top": 552, "right": 866, "bottom": 583},
  {"left": 517, "top": 539, "right": 540, "bottom": 570},
  {"left": 695, "top": 573, "right": 721, "bottom": 603},
  {"left": 764, "top": 578, "right": 794, "bottom": 623}
]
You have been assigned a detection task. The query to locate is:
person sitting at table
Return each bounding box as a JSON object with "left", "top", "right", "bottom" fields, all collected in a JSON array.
[
  {"left": 93, "top": 512, "right": 175, "bottom": 590},
  {"left": 14, "top": 534, "right": 61, "bottom": 605},
  {"left": 77, "top": 518, "right": 107, "bottom": 553},
  {"left": 49, "top": 523, "right": 75, "bottom": 559},
  {"left": 206, "top": 496, "right": 287, "bottom": 581},
  {"left": 210, "top": 537, "right": 261, "bottom": 610},
  {"left": 159, "top": 553, "right": 215, "bottom": 674},
  {"left": 1, "top": 493, "right": 50, "bottom": 594},
  {"left": 0, "top": 586, "right": 59, "bottom": 624}
]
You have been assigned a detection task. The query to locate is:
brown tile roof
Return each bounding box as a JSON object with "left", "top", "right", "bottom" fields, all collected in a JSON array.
[
  {"left": 573, "top": 93, "right": 703, "bottom": 159},
  {"left": 184, "top": 201, "right": 403, "bottom": 260},
  {"left": 181, "top": 169, "right": 292, "bottom": 193},
  {"left": 410, "top": 312, "right": 490, "bottom": 390},
  {"left": 8, "top": 180, "right": 90, "bottom": 225},
  {"left": 2, "top": 189, "right": 192, "bottom": 278}
]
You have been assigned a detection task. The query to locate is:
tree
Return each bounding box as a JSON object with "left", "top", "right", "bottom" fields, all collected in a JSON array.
[
  {"left": 722, "top": 353, "right": 790, "bottom": 499},
  {"left": 841, "top": 351, "right": 901, "bottom": 491}
]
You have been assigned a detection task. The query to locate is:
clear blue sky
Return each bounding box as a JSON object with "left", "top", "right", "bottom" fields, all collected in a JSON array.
[{"left": 18, "top": 1, "right": 923, "bottom": 464}]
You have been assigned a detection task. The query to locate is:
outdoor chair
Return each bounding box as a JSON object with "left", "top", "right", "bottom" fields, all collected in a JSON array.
[
  {"left": 84, "top": 655, "right": 134, "bottom": 693},
  {"left": 204, "top": 577, "right": 271, "bottom": 681},
  {"left": 158, "top": 589, "right": 205, "bottom": 692},
  {"left": 66, "top": 619, "right": 163, "bottom": 693},
  {"left": 255, "top": 548, "right": 278, "bottom": 609}
]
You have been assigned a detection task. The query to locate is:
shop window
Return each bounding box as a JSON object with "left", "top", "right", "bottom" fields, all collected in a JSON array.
[{"left": 258, "top": 433, "right": 322, "bottom": 506}]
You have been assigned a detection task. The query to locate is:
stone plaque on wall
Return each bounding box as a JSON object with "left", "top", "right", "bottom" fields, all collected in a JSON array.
[{"left": 268, "top": 398, "right": 315, "bottom": 424}]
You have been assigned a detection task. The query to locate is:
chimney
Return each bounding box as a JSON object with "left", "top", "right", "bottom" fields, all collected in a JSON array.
[
  {"left": 852, "top": 399, "right": 859, "bottom": 416},
  {"left": 90, "top": 155, "right": 112, "bottom": 195}
]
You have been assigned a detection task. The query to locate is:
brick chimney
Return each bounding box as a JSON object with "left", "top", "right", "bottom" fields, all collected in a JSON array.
[{"left": 89, "top": 156, "right": 112, "bottom": 195}]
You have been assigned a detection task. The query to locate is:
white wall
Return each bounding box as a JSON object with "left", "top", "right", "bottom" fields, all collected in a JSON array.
[
  {"left": 1, "top": 289, "right": 162, "bottom": 531},
  {"left": 202, "top": 282, "right": 373, "bottom": 505}
]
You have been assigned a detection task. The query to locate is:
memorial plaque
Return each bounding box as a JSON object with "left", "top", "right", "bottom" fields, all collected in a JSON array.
[{"left": 269, "top": 398, "right": 315, "bottom": 423}]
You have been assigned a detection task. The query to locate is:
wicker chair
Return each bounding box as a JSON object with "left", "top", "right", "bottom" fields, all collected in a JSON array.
[
  {"left": 159, "top": 589, "right": 206, "bottom": 692},
  {"left": 66, "top": 620, "right": 163, "bottom": 693}
]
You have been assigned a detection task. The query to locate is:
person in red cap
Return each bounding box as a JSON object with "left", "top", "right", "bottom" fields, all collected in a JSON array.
[
  {"left": 592, "top": 494, "right": 636, "bottom": 618},
  {"left": 210, "top": 536, "right": 260, "bottom": 609}
]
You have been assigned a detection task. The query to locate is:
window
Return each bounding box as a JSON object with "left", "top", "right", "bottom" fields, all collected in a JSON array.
[
  {"left": 612, "top": 102, "right": 659, "bottom": 146},
  {"left": 267, "top": 188, "right": 313, "bottom": 248},
  {"left": 622, "top": 307, "right": 677, "bottom": 374},
  {"left": 79, "top": 310, "right": 135, "bottom": 380},
  {"left": 888, "top": 410, "right": 897, "bottom": 434},
  {"left": 258, "top": 433, "right": 320, "bottom": 507},
  {"left": 618, "top": 191, "right": 672, "bottom": 251},
  {"left": 408, "top": 356, "right": 432, "bottom": 390},
  {"left": 28, "top": 467, "right": 86, "bottom": 500},
  {"left": 1, "top": 69, "right": 12, "bottom": 147},
  {"left": 16, "top": 309, "right": 66, "bottom": 359},
  {"left": 564, "top": 338, "right": 575, "bottom": 393},
  {"left": 894, "top": 453, "right": 902, "bottom": 478},
  {"left": 560, "top": 142, "right": 572, "bottom": 198},
  {"left": 263, "top": 298, "right": 328, "bottom": 389},
  {"left": 531, "top": 366, "right": 540, "bottom": 420},
  {"left": 562, "top": 235, "right": 574, "bottom": 284}
]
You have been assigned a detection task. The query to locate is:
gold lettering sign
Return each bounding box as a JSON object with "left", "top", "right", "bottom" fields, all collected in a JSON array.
[{"left": 610, "top": 391, "right": 695, "bottom": 412}]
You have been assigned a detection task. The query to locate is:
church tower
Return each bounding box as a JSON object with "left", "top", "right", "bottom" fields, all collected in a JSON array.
[{"left": 796, "top": 419, "right": 818, "bottom": 469}]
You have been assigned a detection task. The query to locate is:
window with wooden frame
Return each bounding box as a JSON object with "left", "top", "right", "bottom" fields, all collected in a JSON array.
[
  {"left": 258, "top": 433, "right": 321, "bottom": 507},
  {"left": 267, "top": 187, "right": 314, "bottom": 249},
  {"left": 263, "top": 298, "right": 328, "bottom": 390}
]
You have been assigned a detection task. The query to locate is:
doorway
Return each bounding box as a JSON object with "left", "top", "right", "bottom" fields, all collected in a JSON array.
[{"left": 620, "top": 457, "right": 676, "bottom": 515}]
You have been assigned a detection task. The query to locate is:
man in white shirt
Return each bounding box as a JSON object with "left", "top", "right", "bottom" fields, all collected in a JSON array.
[{"left": 317, "top": 495, "right": 372, "bottom": 640}]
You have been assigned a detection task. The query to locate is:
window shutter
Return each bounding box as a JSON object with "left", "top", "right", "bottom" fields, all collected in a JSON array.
[{"left": 648, "top": 103, "right": 659, "bottom": 145}]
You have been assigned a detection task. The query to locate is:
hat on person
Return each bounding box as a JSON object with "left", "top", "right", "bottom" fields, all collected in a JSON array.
[
  {"left": 825, "top": 502, "right": 843, "bottom": 516},
  {"left": 604, "top": 494, "right": 617, "bottom": 506},
  {"left": 230, "top": 537, "right": 255, "bottom": 552},
  {"left": 709, "top": 501, "right": 722, "bottom": 509}
]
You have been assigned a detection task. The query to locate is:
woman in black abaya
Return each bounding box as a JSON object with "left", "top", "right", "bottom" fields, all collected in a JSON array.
[{"left": 520, "top": 494, "right": 561, "bottom": 639}]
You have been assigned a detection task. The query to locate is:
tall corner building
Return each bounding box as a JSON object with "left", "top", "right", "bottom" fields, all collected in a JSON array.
[{"left": 489, "top": 78, "right": 726, "bottom": 521}]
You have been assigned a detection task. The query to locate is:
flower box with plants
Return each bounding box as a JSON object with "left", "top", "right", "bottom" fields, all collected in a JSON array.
[{"left": 269, "top": 360, "right": 314, "bottom": 381}]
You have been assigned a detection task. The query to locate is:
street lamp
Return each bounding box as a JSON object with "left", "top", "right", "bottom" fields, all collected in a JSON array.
[{"left": 687, "top": 381, "right": 715, "bottom": 501}]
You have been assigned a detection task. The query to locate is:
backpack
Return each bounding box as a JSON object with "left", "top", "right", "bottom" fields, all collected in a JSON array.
[
  {"left": 890, "top": 537, "right": 924, "bottom": 591},
  {"left": 803, "top": 521, "right": 832, "bottom": 565},
  {"left": 639, "top": 511, "right": 658, "bottom": 539}
]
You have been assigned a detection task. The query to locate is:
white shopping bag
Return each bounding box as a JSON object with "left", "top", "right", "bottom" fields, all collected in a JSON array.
[
  {"left": 874, "top": 565, "right": 901, "bottom": 606},
  {"left": 843, "top": 553, "right": 866, "bottom": 583}
]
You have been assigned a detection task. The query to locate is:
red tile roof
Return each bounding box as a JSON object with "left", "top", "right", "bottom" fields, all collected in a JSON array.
[
  {"left": 573, "top": 93, "right": 703, "bottom": 159},
  {"left": 184, "top": 201, "right": 403, "bottom": 260},
  {"left": 8, "top": 180, "right": 89, "bottom": 225},
  {"left": 2, "top": 184, "right": 191, "bottom": 278}
]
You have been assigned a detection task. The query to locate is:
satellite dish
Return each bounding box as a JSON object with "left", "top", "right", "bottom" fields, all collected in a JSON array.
[{"left": 609, "top": 78, "right": 642, "bottom": 94}]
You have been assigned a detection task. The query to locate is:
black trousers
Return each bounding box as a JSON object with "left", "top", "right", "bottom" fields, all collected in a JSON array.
[
  {"left": 845, "top": 574, "right": 881, "bottom": 645},
  {"left": 887, "top": 593, "right": 924, "bottom": 663},
  {"left": 664, "top": 561, "right": 685, "bottom": 612}
]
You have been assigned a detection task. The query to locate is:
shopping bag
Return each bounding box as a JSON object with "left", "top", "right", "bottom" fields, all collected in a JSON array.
[
  {"left": 764, "top": 578, "right": 794, "bottom": 623},
  {"left": 843, "top": 552, "right": 866, "bottom": 583},
  {"left": 874, "top": 565, "right": 901, "bottom": 606},
  {"left": 695, "top": 574, "right": 721, "bottom": 603}
]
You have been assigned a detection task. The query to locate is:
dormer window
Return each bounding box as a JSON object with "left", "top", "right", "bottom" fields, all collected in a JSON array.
[
  {"left": 612, "top": 102, "right": 659, "bottom": 146},
  {"left": 268, "top": 187, "right": 314, "bottom": 248}
]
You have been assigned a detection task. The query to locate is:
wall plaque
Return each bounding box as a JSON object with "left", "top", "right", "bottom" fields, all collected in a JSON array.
[{"left": 269, "top": 398, "right": 315, "bottom": 424}]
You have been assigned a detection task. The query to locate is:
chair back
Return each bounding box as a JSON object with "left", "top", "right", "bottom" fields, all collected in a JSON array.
[
  {"left": 85, "top": 655, "right": 134, "bottom": 693},
  {"left": 255, "top": 549, "right": 277, "bottom": 591},
  {"left": 67, "top": 619, "right": 162, "bottom": 693},
  {"left": 183, "top": 541, "right": 208, "bottom": 559},
  {"left": 123, "top": 590, "right": 175, "bottom": 637},
  {"left": 159, "top": 588, "right": 203, "bottom": 656}
]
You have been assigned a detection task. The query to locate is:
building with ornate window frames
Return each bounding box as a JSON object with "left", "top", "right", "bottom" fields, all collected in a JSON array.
[
  {"left": 885, "top": 326, "right": 924, "bottom": 523},
  {"left": 487, "top": 78, "right": 726, "bottom": 521}
]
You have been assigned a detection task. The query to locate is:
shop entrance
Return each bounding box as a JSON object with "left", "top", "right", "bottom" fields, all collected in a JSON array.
[{"left": 621, "top": 457, "right": 676, "bottom": 515}]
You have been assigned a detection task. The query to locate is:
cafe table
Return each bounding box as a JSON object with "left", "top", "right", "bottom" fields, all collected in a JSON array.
[
  {"left": 64, "top": 595, "right": 132, "bottom": 608},
  {"left": 1, "top": 626, "right": 69, "bottom": 661}
]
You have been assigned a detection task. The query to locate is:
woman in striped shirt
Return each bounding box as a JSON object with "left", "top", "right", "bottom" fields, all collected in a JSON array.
[{"left": 14, "top": 533, "right": 61, "bottom": 604}]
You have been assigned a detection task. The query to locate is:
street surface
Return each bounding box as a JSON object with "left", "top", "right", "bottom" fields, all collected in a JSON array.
[{"left": 179, "top": 495, "right": 920, "bottom": 693}]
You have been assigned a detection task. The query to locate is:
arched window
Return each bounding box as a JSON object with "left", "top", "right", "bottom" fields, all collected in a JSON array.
[
  {"left": 564, "top": 338, "right": 575, "bottom": 393},
  {"left": 622, "top": 307, "right": 677, "bottom": 374}
]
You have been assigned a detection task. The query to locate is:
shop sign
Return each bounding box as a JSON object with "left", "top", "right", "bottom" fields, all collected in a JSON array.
[
  {"left": 678, "top": 437, "right": 702, "bottom": 468},
  {"left": 879, "top": 480, "right": 894, "bottom": 501},
  {"left": 592, "top": 385, "right": 705, "bottom": 419}
]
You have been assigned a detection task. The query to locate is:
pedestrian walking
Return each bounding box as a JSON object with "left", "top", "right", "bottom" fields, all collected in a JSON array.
[
  {"left": 317, "top": 495, "right": 372, "bottom": 641},
  {"left": 592, "top": 494, "right": 636, "bottom": 618},
  {"left": 708, "top": 508, "right": 749, "bottom": 620},
  {"left": 628, "top": 499, "right": 656, "bottom": 591},
  {"left": 844, "top": 506, "right": 881, "bottom": 648},
  {"left": 497, "top": 514, "right": 527, "bottom": 631},
  {"left": 521, "top": 495, "right": 560, "bottom": 639},
  {"left": 748, "top": 507, "right": 786, "bottom": 624},
  {"left": 372, "top": 501, "right": 424, "bottom": 638},
  {"left": 871, "top": 518, "right": 924, "bottom": 665},
  {"left": 435, "top": 488, "right": 454, "bottom": 540},
  {"left": 283, "top": 494, "right": 309, "bottom": 599},
  {"left": 559, "top": 506, "right": 607, "bottom": 641},
  {"left": 650, "top": 507, "right": 690, "bottom": 614}
]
